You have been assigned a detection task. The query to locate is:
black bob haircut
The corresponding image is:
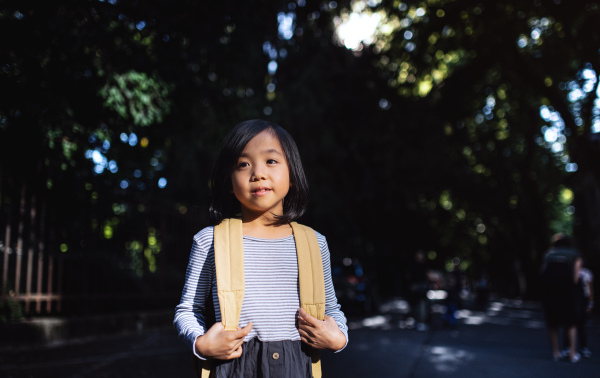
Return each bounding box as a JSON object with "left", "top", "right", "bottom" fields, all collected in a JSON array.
[{"left": 208, "top": 119, "right": 309, "bottom": 225}]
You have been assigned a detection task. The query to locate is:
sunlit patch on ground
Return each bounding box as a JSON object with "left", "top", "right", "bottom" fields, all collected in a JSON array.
[
  {"left": 428, "top": 345, "right": 475, "bottom": 373},
  {"left": 455, "top": 300, "right": 546, "bottom": 329},
  {"left": 348, "top": 297, "right": 547, "bottom": 330}
]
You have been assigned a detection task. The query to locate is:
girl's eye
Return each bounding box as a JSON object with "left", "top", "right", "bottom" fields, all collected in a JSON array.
[
  {"left": 267, "top": 159, "right": 278, "bottom": 164},
  {"left": 237, "top": 162, "right": 249, "bottom": 169}
]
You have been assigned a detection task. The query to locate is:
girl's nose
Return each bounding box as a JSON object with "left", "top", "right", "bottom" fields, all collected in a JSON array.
[{"left": 251, "top": 168, "right": 266, "bottom": 181}]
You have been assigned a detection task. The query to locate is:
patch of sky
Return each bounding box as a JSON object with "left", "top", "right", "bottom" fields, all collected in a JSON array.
[
  {"left": 540, "top": 63, "right": 600, "bottom": 167},
  {"left": 335, "top": 4, "right": 382, "bottom": 50},
  {"left": 564, "top": 64, "right": 600, "bottom": 135},
  {"left": 278, "top": 12, "right": 295, "bottom": 40},
  {"left": 268, "top": 61, "right": 278, "bottom": 75},
  {"left": 263, "top": 41, "right": 272, "bottom": 54},
  {"left": 475, "top": 113, "right": 484, "bottom": 124},
  {"left": 128, "top": 133, "right": 138, "bottom": 146},
  {"left": 543, "top": 126, "right": 558, "bottom": 143},
  {"left": 539, "top": 105, "right": 572, "bottom": 170},
  {"left": 551, "top": 142, "right": 563, "bottom": 153},
  {"left": 269, "top": 49, "right": 278, "bottom": 60},
  {"left": 569, "top": 88, "right": 585, "bottom": 102},
  {"left": 108, "top": 160, "right": 118, "bottom": 173},
  {"left": 86, "top": 148, "right": 111, "bottom": 174},
  {"left": 379, "top": 98, "right": 391, "bottom": 110}
]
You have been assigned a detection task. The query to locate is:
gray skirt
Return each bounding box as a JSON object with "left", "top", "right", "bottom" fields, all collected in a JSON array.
[{"left": 210, "top": 338, "right": 313, "bottom": 378}]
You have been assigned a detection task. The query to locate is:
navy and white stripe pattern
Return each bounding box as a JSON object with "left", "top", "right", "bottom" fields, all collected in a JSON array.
[{"left": 174, "top": 226, "right": 349, "bottom": 359}]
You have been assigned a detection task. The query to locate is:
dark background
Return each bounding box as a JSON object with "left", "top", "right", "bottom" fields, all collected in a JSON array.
[{"left": 1, "top": 0, "right": 599, "bottom": 320}]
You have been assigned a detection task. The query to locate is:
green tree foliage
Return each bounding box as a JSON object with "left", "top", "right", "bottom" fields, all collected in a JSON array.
[
  {"left": 323, "top": 0, "right": 600, "bottom": 296},
  {"left": 1, "top": 0, "right": 599, "bottom": 312}
]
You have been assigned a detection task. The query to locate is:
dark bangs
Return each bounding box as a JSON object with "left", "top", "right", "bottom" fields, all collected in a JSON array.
[{"left": 208, "top": 119, "right": 308, "bottom": 225}]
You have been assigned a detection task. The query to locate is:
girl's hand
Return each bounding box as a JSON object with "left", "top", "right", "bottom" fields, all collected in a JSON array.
[
  {"left": 297, "top": 308, "right": 346, "bottom": 351},
  {"left": 195, "top": 322, "right": 253, "bottom": 360}
]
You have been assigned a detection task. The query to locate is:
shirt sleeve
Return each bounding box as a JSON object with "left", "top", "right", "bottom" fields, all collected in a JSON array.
[
  {"left": 173, "top": 228, "right": 215, "bottom": 360},
  {"left": 318, "top": 234, "right": 349, "bottom": 352}
]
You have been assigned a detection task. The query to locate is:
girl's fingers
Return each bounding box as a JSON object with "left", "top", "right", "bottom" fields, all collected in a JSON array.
[
  {"left": 229, "top": 345, "right": 243, "bottom": 358},
  {"left": 297, "top": 318, "right": 309, "bottom": 328},
  {"left": 298, "top": 308, "right": 318, "bottom": 326},
  {"left": 234, "top": 338, "right": 245, "bottom": 351},
  {"left": 298, "top": 328, "right": 309, "bottom": 340},
  {"left": 220, "top": 342, "right": 244, "bottom": 360},
  {"left": 298, "top": 323, "right": 316, "bottom": 337},
  {"left": 231, "top": 322, "right": 253, "bottom": 339},
  {"left": 298, "top": 316, "right": 316, "bottom": 330},
  {"left": 224, "top": 323, "right": 251, "bottom": 348}
]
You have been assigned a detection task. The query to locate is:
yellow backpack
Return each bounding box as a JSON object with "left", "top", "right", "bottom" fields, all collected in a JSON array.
[{"left": 195, "top": 218, "right": 326, "bottom": 378}]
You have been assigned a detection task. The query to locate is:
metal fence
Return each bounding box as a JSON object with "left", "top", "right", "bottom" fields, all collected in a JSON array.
[{"left": 0, "top": 185, "right": 205, "bottom": 318}]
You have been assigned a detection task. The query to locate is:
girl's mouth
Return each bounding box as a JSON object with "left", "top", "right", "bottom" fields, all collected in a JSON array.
[{"left": 252, "top": 188, "right": 271, "bottom": 196}]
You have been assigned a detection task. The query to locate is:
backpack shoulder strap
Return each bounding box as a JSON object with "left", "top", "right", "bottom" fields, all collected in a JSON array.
[
  {"left": 290, "top": 222, "right": 326, "bottom": 320},
  {"left": 290, "top": 222, "right": 325, "bottom": 378},
  {"left": 198, "top": 218, "right": 245, "bottom": 378},
  {"left": 213, "top": 218, "right": 245, "bottom": 331}
]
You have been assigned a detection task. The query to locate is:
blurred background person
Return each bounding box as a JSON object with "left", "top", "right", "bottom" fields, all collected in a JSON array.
[
  {"left": 474, "top": 269, "right": 490, "bottom": 311},
  {"left": 539, "top": 233, "right": 582, "bottom": 363},
  {"left": 442, "top": 259, "right": 462, "bottom": 330},
  {"left": 407, "top": 250, "right": 432, "bottom": 331},
  {"left": 563, "top": 257, "right": 594, "bottom": 359}
]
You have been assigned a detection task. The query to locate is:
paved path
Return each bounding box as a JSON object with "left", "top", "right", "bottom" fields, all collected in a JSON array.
[
  {"left": 323, "top": 298, "right": 600, "bottom": 377},
  {"left": 1, "top": 299, "right": 598, "bottom": 377}
]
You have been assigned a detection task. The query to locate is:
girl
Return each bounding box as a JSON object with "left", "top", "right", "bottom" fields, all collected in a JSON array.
[{"left": 174, "top": 120, "right": 348, "bottom": 377}]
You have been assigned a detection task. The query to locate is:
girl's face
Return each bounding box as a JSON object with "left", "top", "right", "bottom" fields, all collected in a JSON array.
[{"left": 230, "top": 130, "right": 291, "bottom": 220}]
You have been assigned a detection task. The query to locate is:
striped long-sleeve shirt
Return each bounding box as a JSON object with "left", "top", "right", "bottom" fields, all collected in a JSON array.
[{"left": 174, "top": 226, "right": 349, "bottom": 359}]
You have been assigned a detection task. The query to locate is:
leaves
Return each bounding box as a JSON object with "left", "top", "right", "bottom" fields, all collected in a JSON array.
[
  {"left": 99, "top": 70, "right": 173, "bottom": 126},
  {"left": 1, "top": 0, "right": 599, "bottom": 307}
]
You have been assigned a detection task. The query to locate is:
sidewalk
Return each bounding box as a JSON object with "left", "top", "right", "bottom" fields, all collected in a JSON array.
[
  {"left": 322, "top": 298, "right": 600, "bottom": 377},
  {"left": 0, "top": 309, "right": 175, "bottom": 351}
]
